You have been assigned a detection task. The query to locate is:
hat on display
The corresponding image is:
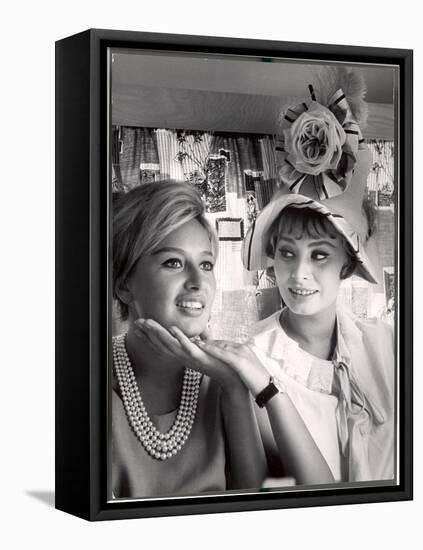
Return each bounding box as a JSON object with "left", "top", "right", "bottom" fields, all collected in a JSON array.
[{"left": 241, "top": 67, "right": 380, "bottom": 284}]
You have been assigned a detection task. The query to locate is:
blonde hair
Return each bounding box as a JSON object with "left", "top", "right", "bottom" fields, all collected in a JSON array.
[{"left": 113, "top": 180, "right": 217, "bottom": 320}]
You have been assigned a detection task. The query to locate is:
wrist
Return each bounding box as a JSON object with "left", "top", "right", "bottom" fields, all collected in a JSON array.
[
  {"left": 255, "top": 376, "right": 287, "bottom": 408},
  {"left": 240, "top": 367, "right": 270, "bottom": 397}
]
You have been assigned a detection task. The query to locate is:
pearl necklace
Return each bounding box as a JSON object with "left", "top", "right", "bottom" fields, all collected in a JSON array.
[{"left": 113, "top": 334, "right": 202, "bottom": 461}]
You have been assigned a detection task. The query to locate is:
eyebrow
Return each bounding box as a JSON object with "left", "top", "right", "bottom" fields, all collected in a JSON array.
[
  {"left": 152, "top": 246, "right": 214, "bottom": 257},
  {"left": 278, "top": 236, "right": 337, "bottom": 248},
  {"left": 308, "top": 240, "right": 337, "bottom": 248},
  {"left": 278, "top": 236, "right": 296, "bottom": 244}
]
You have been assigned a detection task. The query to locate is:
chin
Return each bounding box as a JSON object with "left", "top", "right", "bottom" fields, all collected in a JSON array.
[
  {"left": 290, "top": 306, "right": 317, "bottom": 316},
  {"left": 283, "top": 297, "right": 319, "bottom": 317},
  {"left": 174, "top": 319, "right": 207, "bottom": 338}
]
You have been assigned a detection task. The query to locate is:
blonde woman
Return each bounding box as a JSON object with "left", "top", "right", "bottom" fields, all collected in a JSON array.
[{"left": 111, "top": 181, "right": 265, "bottom": 498}]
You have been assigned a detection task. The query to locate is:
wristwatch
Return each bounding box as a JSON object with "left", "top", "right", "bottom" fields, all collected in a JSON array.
[{"left": 255, "top": 376, "right": 286, "bottom": 408}]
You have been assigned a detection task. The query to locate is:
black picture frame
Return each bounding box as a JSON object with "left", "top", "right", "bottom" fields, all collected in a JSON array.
[{"left": 55, "top": 28, "right": 413, "bottom": 521}]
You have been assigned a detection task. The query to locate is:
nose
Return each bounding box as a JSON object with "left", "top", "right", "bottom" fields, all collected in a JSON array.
[
  {"left": 292, "top": 256, "right": 311, "bottom": 281},
  {"left": 184, "top": 264, "right": 203, "bottom": 290}
]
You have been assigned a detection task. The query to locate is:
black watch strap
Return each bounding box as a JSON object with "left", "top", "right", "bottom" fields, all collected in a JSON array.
[{"left": 255, "top": 377, "right": 279, "bottom": 408}]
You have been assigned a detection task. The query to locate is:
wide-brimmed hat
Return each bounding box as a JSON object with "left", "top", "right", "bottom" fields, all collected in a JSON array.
[{"left": 241, "top": 148, "right": 379, "bottom": 284}]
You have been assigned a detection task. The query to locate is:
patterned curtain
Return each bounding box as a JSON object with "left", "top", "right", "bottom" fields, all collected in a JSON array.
[
  {"left": 111, "top": 128, "right": 396, "bottom": 333},
  {"left": 259, "top": 136, "right": 279, "bottom": 206},
  {"left": 112, "top": 126, "right": 160, "bottom": 192},
  {"left": 155, "top": 129, "right": 186, "bottom": 181},
  {"left": 175, "top": 131, "right": 213, "bottom": 182},
  {"left": 111, "top": 126, "right": 123, "bottom": 190},
  {"left": 367, "top": 139, "right": 395, "bottom": 207},
  {"left": 210, "top": 134, "right": 263, "bottom": 197}
]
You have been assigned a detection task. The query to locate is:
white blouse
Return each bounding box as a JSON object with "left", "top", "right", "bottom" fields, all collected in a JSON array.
[{"left": 250, "top": 308, "right": 395, "bottom": 484}]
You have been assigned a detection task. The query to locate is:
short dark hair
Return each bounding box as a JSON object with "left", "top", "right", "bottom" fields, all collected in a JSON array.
[{"left": 265, "top": 200, "right": 376, "bottom": 280}]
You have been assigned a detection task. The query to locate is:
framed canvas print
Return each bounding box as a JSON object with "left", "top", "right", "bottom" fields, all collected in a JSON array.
[{"left": 55, "top": 29, "right": 413, "bottom": 521}]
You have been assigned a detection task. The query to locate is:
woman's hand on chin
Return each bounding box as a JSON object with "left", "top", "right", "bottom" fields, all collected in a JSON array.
[
  {"left": 195, "top": 340, "right": 269, "bottom": 397},
  {"left": 134, "top": 318, "right": 246, "bottom": 394}
]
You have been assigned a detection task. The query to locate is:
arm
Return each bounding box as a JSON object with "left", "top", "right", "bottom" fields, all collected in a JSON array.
[
  {"left": 219, "top": 382, "right": 268, "bottom": 490},
  {"left": 264, "top": 394, "right": 335, "bottom": 485},
  {"left": 135, "top": 319, "right": 268, "bottom": 489},
  {"left": 197, "top": 340, "right": 335, "bottom": 485},
  {"left": 136, "top": 319, "right": 334, "bottom": 485}
]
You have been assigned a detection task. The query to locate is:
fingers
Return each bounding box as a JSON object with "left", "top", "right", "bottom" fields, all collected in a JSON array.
[
  {"left": 169, "top": 326, "right": 240, "bottom": 385},
  {"left": 169, "top": 326, "right": 215, "bottom": 365},
  {"left": 202, "top": 339, "right": 249, "bottom": 356},
  {"left": 135, "top": 318, "right": 184, "bottom": 358},
  {"left": 199, "top": 327, "right": 211, "bottom": 342},
  {"left": 135, "top": 319, "right": 211, "bottom": 370},
  {"left": 196, "top": 340, "right": 242, "bottom": 370},
  {"left": 198, "top": 340, "right": 268, "bottom": 394},
  {"left": 133, "top": 320, "right": 257, "bottom": 390}
]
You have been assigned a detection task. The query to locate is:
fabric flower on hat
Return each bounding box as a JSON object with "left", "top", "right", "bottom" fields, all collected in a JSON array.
[
  {"left": 276, "top": 67, "right": 368, "bottom": 200},
  {"left": 284, "top": 103, "right": 346, "bottom": 176}
]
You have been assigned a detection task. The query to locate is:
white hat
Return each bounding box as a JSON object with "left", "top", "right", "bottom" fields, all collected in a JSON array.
[{"left": 242, "top": 148, "right": 379, "bottom": 284}]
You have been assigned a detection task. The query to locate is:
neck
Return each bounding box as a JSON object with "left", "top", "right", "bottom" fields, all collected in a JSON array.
[
  {"left": 281, "top": 305, "right": 337, "bottom": 360},
  {"left": 123, "top": 324, "right": 186, "bottom": 415}
]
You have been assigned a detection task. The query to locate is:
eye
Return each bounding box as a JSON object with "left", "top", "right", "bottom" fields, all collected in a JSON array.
[
  {"left": 278, "top": 247, "right": 295, "bottom": 259},
  {"left": 200, "top": 260, "right": 214, "bottom": 272},
  {"left": 312, "top": 250, "right": 329, "bottom": 261},
  {"left": 162, "top": 258, "right": 183, "bottom": 269}
]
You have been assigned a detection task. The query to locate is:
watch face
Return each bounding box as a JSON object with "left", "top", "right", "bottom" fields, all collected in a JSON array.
[{"left": 256, "top": 376, "right": 287, "bottom": 408}]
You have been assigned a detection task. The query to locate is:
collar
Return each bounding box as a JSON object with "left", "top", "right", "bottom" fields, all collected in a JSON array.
[
  {"left": 251, "top": 310, "right": 334, "bottom": 394},
  {"left": 251, "top": 307, "right": 388, "bottom": 423}
]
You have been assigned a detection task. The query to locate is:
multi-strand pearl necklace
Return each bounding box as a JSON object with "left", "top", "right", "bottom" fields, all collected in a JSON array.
[{"left": 113, "top": 334, "right": 202, "bottom": 461}]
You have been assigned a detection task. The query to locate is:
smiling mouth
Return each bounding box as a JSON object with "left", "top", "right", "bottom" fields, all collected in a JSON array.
[
  {"left": 176, "top": 300, "right": 204, "bottom": 310},
  {"left": 289, "top": 288, "right": 318, "bottom": 297}
]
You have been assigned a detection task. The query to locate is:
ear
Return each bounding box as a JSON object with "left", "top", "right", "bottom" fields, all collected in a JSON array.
[{"left": 115, "top": 279, "right": 133, "bottom": 306}]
